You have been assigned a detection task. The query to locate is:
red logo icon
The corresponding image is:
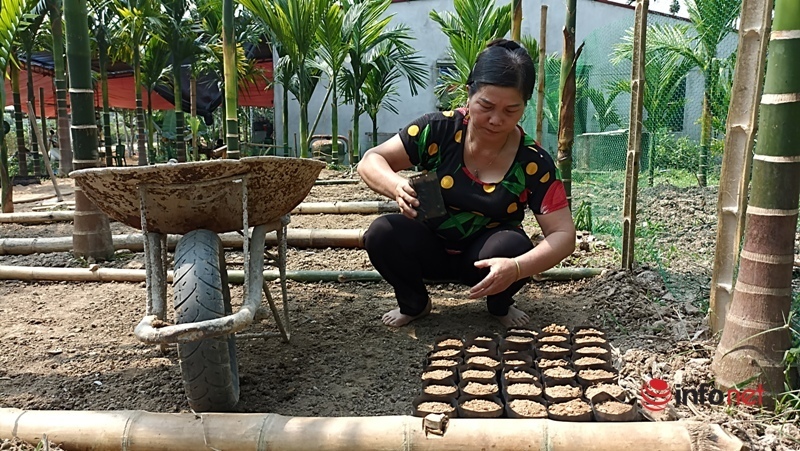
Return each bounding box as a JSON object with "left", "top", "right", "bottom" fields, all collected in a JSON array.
[{"left": 640, "top": 378, "right": 672, "bottom": 411}]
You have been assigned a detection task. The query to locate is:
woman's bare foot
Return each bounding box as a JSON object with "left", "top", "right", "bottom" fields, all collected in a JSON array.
[
  {"left": 493, "top": 305, "right": 530, "bottom": 328},
  {"left": 382, "top": 300, "right": 432, "bottom": 327}
]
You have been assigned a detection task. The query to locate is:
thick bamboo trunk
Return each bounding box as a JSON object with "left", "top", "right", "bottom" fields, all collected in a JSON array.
[
  {"left": 0, "top": 266, "right": 601, "bottom": 284},
  {"left": 98, "top": 26, "right": 113, "bottom": 168},
  {"left": 709, "top": 0, "right": 773, "bottom": 334},
  {"left": 134, "top": 51, "right": 148, "bottom": 166},
  {"left": 556, "top": 0, "right": 577, "bottom": 208},
  {"left": 0, "top": 229, "right": 367, "bottom": 254},
  {"left": 10, "top": 64, "right": 27, "bottom": 177},
  {"left": 621, "top": 0, "right": 649, "bottom": 270},
  {"left": 49, "top": 0, "right": 72, "bottom": 174},
  {"left": 0, "top": 408, "right": 743, "bottom": 451},
  {"left": 511, "top": 0, "right": 521, "bottom": 42},
  {"left": 24, "top": 45, "right": 40, "bottom": 176},
  {"left": 712, "top": 0, "right": 800, "bottom": 403}
]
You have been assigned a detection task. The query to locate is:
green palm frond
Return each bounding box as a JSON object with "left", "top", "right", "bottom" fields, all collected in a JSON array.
[{"left": 0, "top": 0, "right": 28, "bottom": 72}]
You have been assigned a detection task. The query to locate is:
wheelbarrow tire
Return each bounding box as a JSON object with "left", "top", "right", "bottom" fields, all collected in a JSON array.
[{"left": 173, "top": 229, "right": 239, "bottom": 412}]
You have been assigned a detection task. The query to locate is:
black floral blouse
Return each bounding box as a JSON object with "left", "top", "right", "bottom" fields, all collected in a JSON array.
[{"left": 398, "top": 107, "right": 568, "bottom": 249}]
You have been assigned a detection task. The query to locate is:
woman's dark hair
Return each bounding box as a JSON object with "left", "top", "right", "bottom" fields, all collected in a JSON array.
[{"left": 467, "top": 39, "right": 536, "bottom": 103}]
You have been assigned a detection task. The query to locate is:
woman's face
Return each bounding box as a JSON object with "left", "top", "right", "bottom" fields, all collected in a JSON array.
[{"left": 466, "top": 84, "right": 525, "bottom": 140}]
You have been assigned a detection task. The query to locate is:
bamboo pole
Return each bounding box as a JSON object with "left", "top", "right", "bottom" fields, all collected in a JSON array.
[
  {"left": 0, "top": 266, "right": 602, "bottom": 284},
  {"left": 0, "top": 229, "right": 366, "bottom": 255},
  {"left": 0, "top": 202, "right": 400, "bottom": 224},
  {"left": 556, "top": 0, "right": 578, "bottom": 208},
  {"left": 620, "top": 0, "right": 649, "bottom": 270},
  {"left": 708, "top": 0, "right": 774, "bottom": 334},
  {"left": 0, "top": 408, "right": 744, "bottom": 451},
  {"left": 26, "top": 101, "right": 62, "bottom": 202},
  {"left": 535, "top": 5, "right": 547, "bottom": 145},
  {"left": 511, "top": 0, "right": 522, "bottom": 41},
  {"left": 314, "top": 179, "right": 360, "bottom": 185}
]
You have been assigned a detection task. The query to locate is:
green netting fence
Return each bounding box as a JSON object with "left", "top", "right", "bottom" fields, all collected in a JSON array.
[{"left": 520, "top": 11, "right": 740, "bottom": 304}]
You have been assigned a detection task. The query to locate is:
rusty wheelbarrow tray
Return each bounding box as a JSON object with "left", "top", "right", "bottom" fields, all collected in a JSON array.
[{"left": 71, "top": 157, "right": 325, "bottom": 411}]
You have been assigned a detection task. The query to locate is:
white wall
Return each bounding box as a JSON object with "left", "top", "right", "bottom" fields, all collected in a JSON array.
[{"left": 275, "top": 0, "right": 723, "bottom": 158}]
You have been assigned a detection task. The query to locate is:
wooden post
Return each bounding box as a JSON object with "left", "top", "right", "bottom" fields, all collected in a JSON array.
[
  {"left": 556, "top": 0, "right": 578, "bottom": 209},
  {"left": 620, "top": 0, "right": 648, "bottom": 270},
  {"left": 708, "top": 0, "right": 774, "bottom": 333},
  {"left": 511, "top": 0, "right": 522, "bottom": 41},
  {"left": 536, "top": 5, "right": 547, "bottom": 145}
]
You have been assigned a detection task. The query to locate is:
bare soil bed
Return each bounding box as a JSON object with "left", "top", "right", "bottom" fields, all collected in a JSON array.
[{"left": 0, "top": 170, "right": 798, "bottom": 450}]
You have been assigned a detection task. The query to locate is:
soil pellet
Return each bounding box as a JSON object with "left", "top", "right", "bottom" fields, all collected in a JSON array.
[
  {"left": 548, "top": 398, "right": 591, "bottom": 416},
  {"left": 463, "top": 382, "right": 499, "bottom": 396},
  {"left": 545, "top": 384, "right": 582, "bottom": 399},
  {"left": 437, "top": 339, "right": 463, "bottom": 348},
  {"left": 509, "top": 399, "right": 547, "bottom": 417},
  {"left": 507, "top": 383, "right": 542, "bottom": 397},
  {"left": 423, "top": 385, "right": 457, "bottom": 396},
  {"left": 430, "top": 349, "right": 461, "bottom": 358},
  {"left": 542, "top": 324, "right": 569, "bottom": 335},
  {"left": 467, "top": 356, "right": 500, "bottom": 368},
  {"left": 538, "top": 358, "right": 569, "bottom": 369},
  {"left": 461, "top": 369, "right": 495, "bottom": 380},
  {"left": 461, "top": 399, "right": 502, "bottom": 413},
  {"left": 544, "top": 367, "right": 576, "bottom": 379},
  {"left": 417, "top": 401, "right": 455, "bottom": 414},
  {"left": 585, "top": 383, "right": 625, "bottom": 400},
  {"left": 595, "top": 400, "right": 633, "bottom": 415},
  {"left": 422, "top": 369, "right": 453, "bottom": 381}
]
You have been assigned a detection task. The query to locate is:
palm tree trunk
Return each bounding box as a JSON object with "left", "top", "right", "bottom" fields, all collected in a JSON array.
[
  {"left": 64, "top": 0, "right": 114, "bottom": 261},
  {"left": 556, "top": 0, "right": 576, "bottom": 209},
  {"left": 299, "top": 101, "right": 309, "bottom": 159},
  {"left": 352, "top": 88, "right": 360, "bottom": 164},
  {"left": 0, "top": 80, "right": 12, "bottom": 213},
  {"left": 648, "top": 132, "right": 657, "bottom": 187},
  {"left": 147, "top": 91, "right": 155, "bottom": 162},
  {"left": 134, "top": 50, "right": 148, "bottom": 166},
  {"left": 371, "top": 115, "right": 378, "bottom": 148},
  {"left": 222, "top": 0, "right": 239, "bottom": 159},
  {"left": 711, "top": 0, "right": 800, "bottom": 403},
  {"left": 536, "top": 5, "right": 547, "bottom": 145},
  {"left": 10, "top": 64, "right": 27, "bottom": 177},
  {"left": 173, "top": 55, "right": 186, "bottom": 162},
  {"left": 511, "top": 0, "right": 522, "bottom": 42},
  {"left": 697, "top": 94, "right": 711, "bottom": 186},
  {"left": 331, "top": 86, "right": 338, "bottom": 162},
  {"left": 98, "top": 28, "right": 113, "bottom": 167},
  {"left": 49, "top": 0, "right": 72, "bottom": 174},
  {"left": 282, "top": 84, "right": 289, "bottom": 156}
]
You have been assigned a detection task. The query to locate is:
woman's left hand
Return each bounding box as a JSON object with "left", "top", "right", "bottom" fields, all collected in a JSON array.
[{"left": 468, "top": 257, "right": 519, "bottom": 299}]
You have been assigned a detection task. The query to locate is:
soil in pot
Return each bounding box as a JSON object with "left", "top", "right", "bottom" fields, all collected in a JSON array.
[
  {"left": 578, "top": 368, "right": 617, "bottom": 385},
  {"left": 538, "top": 335, "right": 569, "bottom": 345},
  {"left": 504, "top": 369, "right": 538, "bottom": 383},
  {"left": 430, "top": 349, "right": 461, "bottom": 359},
  {"left": 508, "top": 399, "right": 547, "bottom": 418},
  {"left": 460, "top": 368, "right": 496, "bottom": 382},
  {"left": 573, "top": 356, "right": 609, "bottom": 369},
  {"left": 574, "top": 336, "right": 607, "bottom": 347},
  {"left": 504, "top": 335, "right": 535, "bottom": 345},
  {"left": 461, "top": 381, "right": 499, "bottom": 397},
  {"left": 428, "top": 359, "right": 461, "bottom": 369},
  {"left": 573, "top": 346, "right": 610, "bottom": 358},
  {"left": 506, "top": 382, "right": 543, "bottom": 398},
  {"left": 465, "top": 344, "right": 494, "bottom": 356},
  {"left": 537, "top": 345, "right": 571, "bottom": 359},
  {"left": 416, "top": 401, "right": 456, "bottom": 415},
  {"left": 423, "top": 384, "right": 458, "bottom": 397},
  {"left": 541, "top": 324, "right": 570, "bottom": 335},
  {"left": 594, "top": 399, "right": 634, "bottom": 416},
  {"left": 585, "top": 383, "right": 625, "bottom": 400},
  {"left": 573, "top": 327, "right": 605, "bottom": 338},
  {"left": 537, "top": 358, "right": 570, "bottom": 370},
  {"left": 548, "top": 398, "right": 592, "bottom": 421},
  {"left": 543, "top": 366, "right": 577, "bottom": 380},
  {"left": 466, "top": 355, "right": 500, "bottom": 369},
  {"left": 544, "top": 384, "right": 582, "bottom": 401},
  {"left": 507, "top": 328, "right": 538, "bottom": 338},
  {"left": 502, "top": 357, "right": 530, "bottom": 368},
  {"left": 459, "top": 398, "right": 503, "bottom": 416},
  {"left": 436, "top": 338, "right": 464, "bottom": 349},
  {"left": 422, "top": 369, "right": 454, "bottom": 382}
]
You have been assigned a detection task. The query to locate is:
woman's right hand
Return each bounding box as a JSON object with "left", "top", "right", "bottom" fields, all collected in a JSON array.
[{"left": 395, "top": 179, "right": 419, "bottom": 220}]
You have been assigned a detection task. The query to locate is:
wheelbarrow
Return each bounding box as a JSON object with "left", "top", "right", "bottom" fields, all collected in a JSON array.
[{"left": 71, "top": 156, "right": 325, "bottom": 411}]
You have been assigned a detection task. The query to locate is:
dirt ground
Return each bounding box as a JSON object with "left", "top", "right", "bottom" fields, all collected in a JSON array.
[{"left": 0, "top": 169, "right": 798, "bottom": 450}]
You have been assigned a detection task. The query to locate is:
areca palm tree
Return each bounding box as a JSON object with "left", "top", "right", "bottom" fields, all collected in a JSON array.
[
  {"left": 47, "top": 0, "right": 72, "bottom": 173},
  {"left": 18, "top": 8, "right": 46, "bottom": 175},
  {"left": 90, "top": 0, "right": 115, "bottom": 167},
  {"left": 140, "top": 37, "right": 170, "bottom": 162},
  {"left": 429, "top": 0, "right": 512, "bottom": 111},
  {"left": 240, "top": 0, "right": 328, "bottom": 158},
  {"left": 644, "top": 0, "right": 741, "bottom": 186},
  {"left": 314, "top": 2, "right": 348, "bottom": 161},
  {"left": 164, "top": 0, "right": 197, "bottom": 162},
  {"left": 65, "top": 0, "right": 114, "bottom": 260},
  {"left": 360, "top": 38, "right": 426, "bottom": 148},
  {"left": 341, "top": 0, "right": 423, "bottom": 162},
  {"left": 112, "top": 0, "right": 163, "bottom": 165}
]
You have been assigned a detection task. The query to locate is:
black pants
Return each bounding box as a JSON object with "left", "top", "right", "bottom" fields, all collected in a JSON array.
[{"left": 364, "top": 214, "right": 533, "bottom": 317}]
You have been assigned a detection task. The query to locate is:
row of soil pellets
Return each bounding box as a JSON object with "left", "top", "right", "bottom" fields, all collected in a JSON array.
[{"left": 413, "top": 324, "right": 639, "bottom": 421}]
